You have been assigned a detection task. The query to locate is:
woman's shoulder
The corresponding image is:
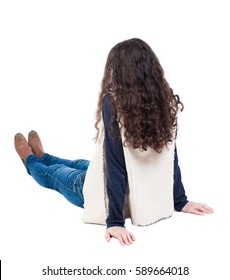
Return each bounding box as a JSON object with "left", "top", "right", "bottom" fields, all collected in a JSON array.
[
  {"left": 102, "top": 92, "right": 113, "bottom": 103},
  {"left": 102, "top": 92, "right": 115, "bottom": 112}
]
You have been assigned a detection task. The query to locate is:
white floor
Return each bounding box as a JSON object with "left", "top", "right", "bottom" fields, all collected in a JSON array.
[{"left": 1, "top": 165, "right": 228, "bottom": 279}]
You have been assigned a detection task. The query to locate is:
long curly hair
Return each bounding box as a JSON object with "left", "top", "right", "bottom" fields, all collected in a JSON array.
[{"left": 95, "top": 38, "right": 183, "bottom": 152}]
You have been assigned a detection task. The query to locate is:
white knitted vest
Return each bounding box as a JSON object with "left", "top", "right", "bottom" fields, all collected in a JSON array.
[{"left": 82, "top": 121, "right": 174, "bottom": 226}]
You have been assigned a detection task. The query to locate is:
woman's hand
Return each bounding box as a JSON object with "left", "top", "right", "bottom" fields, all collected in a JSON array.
[
  {"left": 181, "top": 201, "right": 214, "bottom": 215},
  {"left": 105, "top": 226, "right": 136, "bottom": 246}
]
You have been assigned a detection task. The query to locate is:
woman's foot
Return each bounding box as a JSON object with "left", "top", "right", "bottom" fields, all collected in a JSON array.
[
  {"left": 14, "top": 133, "right": 33, "bottom": 164},
  {"left": 28, "top": 130, "right": 45, "bottom": 158}
]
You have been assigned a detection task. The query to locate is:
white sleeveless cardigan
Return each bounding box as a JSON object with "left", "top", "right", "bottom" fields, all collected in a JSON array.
[{"left": 82, "top": 121, "right": 175, "bottom": 226}]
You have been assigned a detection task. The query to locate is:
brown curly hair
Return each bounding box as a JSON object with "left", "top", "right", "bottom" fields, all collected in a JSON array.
[{"left": 95, "top": 38, "right": 183, "bottom": 152}]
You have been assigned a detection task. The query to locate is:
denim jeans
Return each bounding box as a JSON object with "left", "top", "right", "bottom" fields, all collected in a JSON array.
[{"left": 25, "top": 153, "right": 90, "bottom": 208}]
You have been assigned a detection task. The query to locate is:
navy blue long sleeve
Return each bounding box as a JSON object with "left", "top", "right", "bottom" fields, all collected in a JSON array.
[
  {"left": 102, "top": 94, "right": 188, "bottom": 228},
  {"left": 173, "top": 146, "right": 188, "bottom": 211},
  {"left": 102, "top": 95, "right": 127, "bottom": 228}
]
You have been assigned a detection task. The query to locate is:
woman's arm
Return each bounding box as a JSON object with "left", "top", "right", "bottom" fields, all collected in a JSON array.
[
  {"left": 102, "top": 94, "right": 127, "bottom": 228},
  {"left": 173, "top": 146, "right": 189, "bottom": 211},
  {"left": 102, "top": 94, "right": 135, "bottom": 245}
]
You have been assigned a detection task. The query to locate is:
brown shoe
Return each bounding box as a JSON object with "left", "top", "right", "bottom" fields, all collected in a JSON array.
[
  {"left": 28, "top": 130, "right": 45, "bottom": 158},
  {"left": 14, "top": 133, "right": 33, "bottom": 164}
]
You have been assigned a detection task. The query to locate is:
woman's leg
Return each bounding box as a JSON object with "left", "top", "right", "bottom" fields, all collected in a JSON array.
[
  {"left": 40, "top": 153, "right": 90, "bottom": 171},
  {"left": 28, "top": 130, "right": 90, "bottom": 171},
  {"left": 15, "top": 132, "right": 86, "bottom": 207},
  {"left": 25, "top": 154, "right": 85, "bottom": 207}
]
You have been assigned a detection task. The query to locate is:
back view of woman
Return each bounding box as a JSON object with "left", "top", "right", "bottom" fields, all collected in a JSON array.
[{"left": 14, "top": 38, "right": 213, "bottom": 246}]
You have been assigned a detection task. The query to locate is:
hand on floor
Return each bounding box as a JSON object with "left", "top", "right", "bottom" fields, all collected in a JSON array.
[
  {"left": 105, "top": 226, "right": 136, "bottom": 246},
  {"left": 181, "top": 201, "right": 214, "bottom": 215}
]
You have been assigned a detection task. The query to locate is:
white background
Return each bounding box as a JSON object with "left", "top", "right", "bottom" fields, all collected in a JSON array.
[{"left": 0, "top": 0, "right": 229, "bottom": 279}]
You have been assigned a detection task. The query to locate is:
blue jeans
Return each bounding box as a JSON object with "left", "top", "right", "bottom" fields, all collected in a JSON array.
[{"left": 25, "top": 153, "right": 90, "bottom": 208}]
